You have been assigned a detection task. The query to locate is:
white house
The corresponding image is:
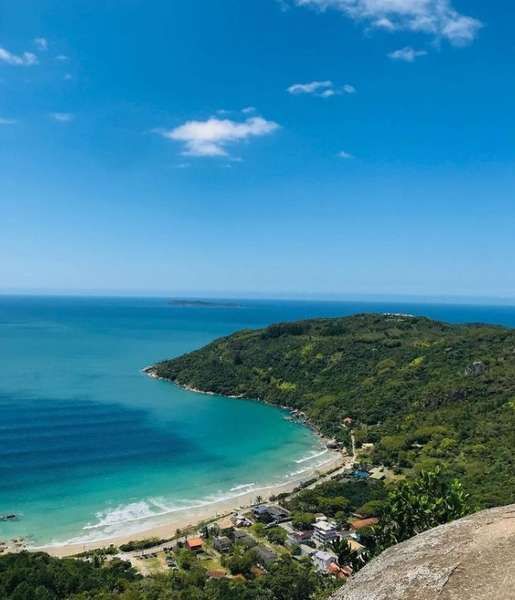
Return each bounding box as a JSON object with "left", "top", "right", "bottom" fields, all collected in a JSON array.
[
  {"left": 313, "top": 518, "right": 339, "bottom": 545},
  {"left": 312, "top": 550, "right": 338, "bottom": 572}
]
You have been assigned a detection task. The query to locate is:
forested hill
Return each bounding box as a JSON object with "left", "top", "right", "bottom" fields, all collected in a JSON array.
[{"left": 151, "top": 313, "right": 515, "bottom": 508}]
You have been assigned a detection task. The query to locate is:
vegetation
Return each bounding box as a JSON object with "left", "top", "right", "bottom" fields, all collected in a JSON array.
[
  {"left": 119, "top": 538, "right": 170, "bottom": 552},
  {"left": 330, "top": 539, "right": 363, "bottom": 573},
  {"left": 0, "top": 551, "right": 138, "bottom": 599},
  {"left": 153, "top": 313, "right": 515, "bottom": 507},
  {"left": 285, "top": 479, "right": 387, "bottom": 522},
  {"left": 373, "top": 467, "right": 471, "bottom": 552},
  {"left": 0, "top": 551, "right": 336, "bottom": 600}
]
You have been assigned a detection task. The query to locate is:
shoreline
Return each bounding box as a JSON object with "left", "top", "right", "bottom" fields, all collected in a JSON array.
[
  {"left": 34, "top": 371, "right": 350, "bottom": 558},
  {"left": 40, "top": 450, "right": 346, "bottom": 558}
]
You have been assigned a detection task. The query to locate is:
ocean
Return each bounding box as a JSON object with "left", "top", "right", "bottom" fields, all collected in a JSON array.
[{"left": 1, "top": 295, "right": 514, "bottom": 547}]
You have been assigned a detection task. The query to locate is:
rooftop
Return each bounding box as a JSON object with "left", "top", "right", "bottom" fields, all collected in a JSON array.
[
  {"left": 314, "top": 520, "right": 337, "bottom": 532},
  {"left": 350, "top": 517, "right": 379, "bottom": 530}
]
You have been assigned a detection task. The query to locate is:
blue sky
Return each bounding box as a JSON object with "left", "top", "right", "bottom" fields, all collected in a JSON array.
[{"left": 1, "top": 0, "right": 514, "bottom": 299}]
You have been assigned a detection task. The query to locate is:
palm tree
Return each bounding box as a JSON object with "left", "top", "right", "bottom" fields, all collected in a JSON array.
[{"left": 330, "top": 538, "right": 364, "bottom": 572}]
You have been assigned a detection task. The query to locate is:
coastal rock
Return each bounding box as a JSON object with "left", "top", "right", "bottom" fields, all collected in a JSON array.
[{"left": 331, "top": 504, "right": 515, "bottom": 600}]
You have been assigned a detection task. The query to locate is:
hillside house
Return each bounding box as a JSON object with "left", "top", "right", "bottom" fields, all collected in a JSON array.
[{"left": 313, "top": 518, "right": 339, "bottom": 545}]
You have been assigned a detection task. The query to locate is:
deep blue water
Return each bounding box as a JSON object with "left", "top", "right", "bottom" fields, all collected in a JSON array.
[{"left": 0, "top": 295, "right": 514, "bottom": 547}]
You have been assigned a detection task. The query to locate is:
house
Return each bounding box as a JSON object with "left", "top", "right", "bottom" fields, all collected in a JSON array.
[
  {"left": 253, "top": 504, "right": 290, "bottom": 524},
  {"left": 231, "top": 513, "right": 253, "bottom": 527},
  {"left": 233, "top": 530, "right": 257, "bottom": 549},
  {"left": 312, "top": 550, "right": 338, "bottom": 572},
  {"left": 207, "top": 569, "right": 226, "bottom": 579},
  {"left": 313, "top": 518, "right": 339, "bottom": 545},
  {"left": 298, "top": 544, "right": 316, "bottom": 558},
  {"left": 213, "top": 536, "right": 232, "bottom": 553},
  {"left": 279, "top": 521, "right": 312, "bottom": 547},
  {"left": 348, "top": 538, "right": 366, "bottom": 554},
  {"left": 327, "top": 562, "right": 349, "bottom": 579},
  {"left": 254, "top": 546, "right": 278, "bottom": 569},
  {"left": 185, "top": 537, "right": 204, "bottom": 552},
  {"left": 213, "top": 535, "right": 232, "bottom": 554},
  {"left": 352, "top": 470, "right": 370, "bottom": 480},
  {"left": 350, "top": 517, "right": 379, "bottom": 532}
]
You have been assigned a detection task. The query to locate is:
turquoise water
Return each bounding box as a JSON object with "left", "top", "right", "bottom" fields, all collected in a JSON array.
[{"left": 1, "top": 296, "right": 514, "bottom": 547}]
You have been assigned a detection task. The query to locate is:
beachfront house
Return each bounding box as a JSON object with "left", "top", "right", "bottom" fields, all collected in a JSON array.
[
  {"left": 253, "top": 504, "right": 290, "bottom": 524},
  {"left": 312, "top": 518, "right": 339, "bottom": 545},
  {"left": 185, "top": 537, "right": 204, "bottom": 553},
  {"left": 213, "top": 536, "right": 232, "bottom": 553},
  {"left": 312, "top": 550, "right": 338, "bottom": 572},
  {"left": 231, "top": 513, "right": 253, "bottom": 527}
]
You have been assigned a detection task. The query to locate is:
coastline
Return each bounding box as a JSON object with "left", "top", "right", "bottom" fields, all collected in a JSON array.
[
  {"left": 35, "top": 370, "right": 350, "bottom": 558},
  {"left": 40, "top": 449, "right": 346, "bottom": 558}
]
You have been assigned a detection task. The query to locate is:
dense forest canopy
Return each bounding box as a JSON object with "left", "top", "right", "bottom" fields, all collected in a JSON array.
[{"left": 152, "top": 313, "right": 515, "bottom": 508}]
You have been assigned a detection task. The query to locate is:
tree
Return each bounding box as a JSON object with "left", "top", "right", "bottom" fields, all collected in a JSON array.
[
  {"left": 291, "top": 512, "right": 316, "bottom": 531},
  {"left": 256, "top": 556, "right": 333, "bottom": 600},
  {"left": 374, "top": 467, "right": 471, "bottom": 552},
  {"left": 330, "top": 539, "right": 363, "bottom": 572},
  {"left": 265, "top": 527, "right": 287, "bottom": 546}
]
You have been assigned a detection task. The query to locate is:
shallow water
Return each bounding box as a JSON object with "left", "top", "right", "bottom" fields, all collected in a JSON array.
[{"left": 0, "top": 295, "right": 514, "bottom": 546}]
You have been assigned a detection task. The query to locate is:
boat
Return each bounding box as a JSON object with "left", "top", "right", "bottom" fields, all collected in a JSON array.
[{"left": 0, "top": 514, "right": 17, "bottom": 521}]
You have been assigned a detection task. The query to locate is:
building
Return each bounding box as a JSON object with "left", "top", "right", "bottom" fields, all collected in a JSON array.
[
  {"left": 348, "top": 538, "right": 366, "bottom": 555},
  {"left": 313, "top": 518, "right": 339, "bottom": 545},
  {"left": 207, "top": 569, "right": 226, "bottom": 579},
  {"left": 254, "top": 546, "right": 278, "bottom": 569},
  {"left": 185, "top": 537, "right": 204, "bottom": 552},
  {"left": 253, "top": 504, "right": 290, "bottom": 524},
  {"left": 298, "top": 544, "right": 316, "bottom": 558},
  {"left": 233, "top": 530, "right": 257, "bottom": 549},
  {"left": 279, "top": 521, "right": 313, "bottom": 547},
  {"left": 349, "top": 517, "right": 379, "bottom": 532},
  {"left": 231, "top": 513, "right": 253, "bottom": 527},
  {"left": 327, "top": 562, "right": 350, "bottom": 579},
  {"left": 312, "top": 550, "right": 338, "bottom": 572},
  {"left": 352, "top": 469, "right": 370, "bottom": 480},
  {"left": 213, "top": 536, "right": 232, "bottom": 553}
]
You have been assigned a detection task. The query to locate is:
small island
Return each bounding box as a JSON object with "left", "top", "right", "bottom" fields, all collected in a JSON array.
[{"left": 168, "top": 299, "right": 241, "bottom": 308}]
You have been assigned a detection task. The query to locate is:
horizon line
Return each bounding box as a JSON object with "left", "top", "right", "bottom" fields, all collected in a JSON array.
[{"left": 1, "top": 290, "right": 515, "bottom": 307}]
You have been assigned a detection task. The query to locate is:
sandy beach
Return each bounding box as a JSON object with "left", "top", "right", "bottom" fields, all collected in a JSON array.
[{"left": 41, "top": 450, "right": 347, "bottom": 558}]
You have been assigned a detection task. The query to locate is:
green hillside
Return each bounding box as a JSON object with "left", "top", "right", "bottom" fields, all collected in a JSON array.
[{"left": 151, "top": 313, "right": 515, "bottom": 508}]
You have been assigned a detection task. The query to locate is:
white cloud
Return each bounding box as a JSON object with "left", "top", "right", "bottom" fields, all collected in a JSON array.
[
  {"left": 242, "top": 106, "right": 256, "bottom": 114},
  {"left": 0, "top": 47, "right": 38, "bottom": 66},
  {"left": 0, "top": 117, "right": 17, "bottom": 125},
  {"left": 338, "top": 150, "right": 353, "bottom": 158},
  {"left": 388, "top": 46, "right": 427, "bottom": 61},
  {"left": 56, "top": 54, "right": 69, "bottom": 62},
  {"left": 34, "top": 37, "right": 48, "bottom": 51},
  {"left": 288, "top": 80, "right": 333, "bottom": 95},
  {"left": 292, "top": 0, "right": 482, "bottom": 46},
  {"left": 288, "top": 80, "right": 356, "bottom": 97},
  {"left": 50, "top": 112, "right": 74, "bottom": 123},
  {"left": 157, "top": 116, "right": 280, "bottom": 157}
]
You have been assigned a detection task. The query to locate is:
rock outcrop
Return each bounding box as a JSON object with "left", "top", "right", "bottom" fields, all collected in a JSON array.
[{"left": 332, "top": 504, "right": 515, "bottom": 600}]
